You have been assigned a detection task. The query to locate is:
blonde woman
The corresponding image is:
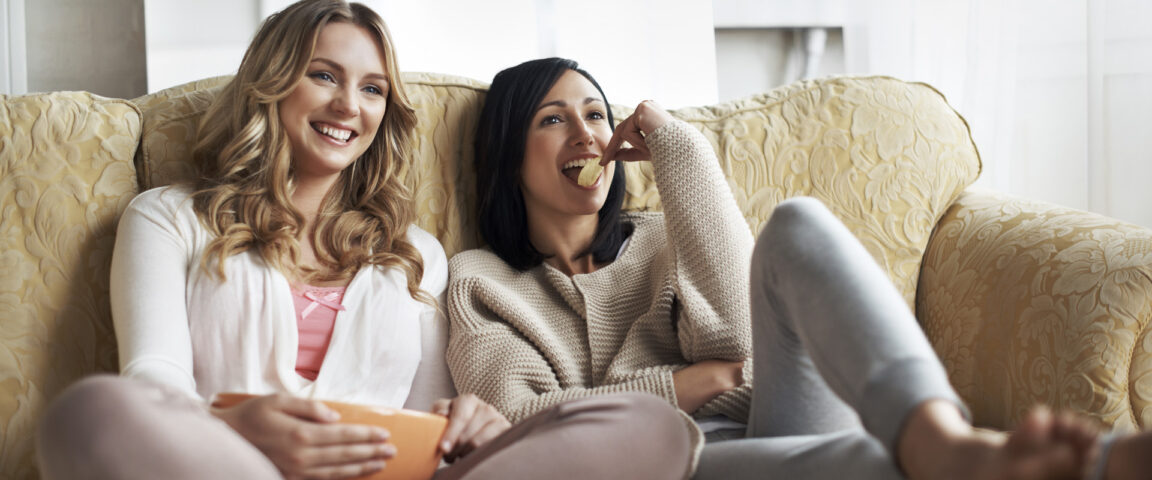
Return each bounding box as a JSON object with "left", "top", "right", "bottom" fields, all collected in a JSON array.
[{"left": 35, "top": 2, "right": 690, "bottom": 479}]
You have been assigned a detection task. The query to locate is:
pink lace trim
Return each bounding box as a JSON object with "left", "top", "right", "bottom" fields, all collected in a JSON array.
[
  {"left": 296, "top": 287, "right": 347, "bottom": 319},
  {"left": 291, "top": 284, "right": 346, "bottom": 381}
]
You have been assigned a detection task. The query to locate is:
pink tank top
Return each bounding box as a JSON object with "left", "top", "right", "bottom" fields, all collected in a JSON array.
[{"left": 291, "top": 284, "right": 347, "bottom": 381}]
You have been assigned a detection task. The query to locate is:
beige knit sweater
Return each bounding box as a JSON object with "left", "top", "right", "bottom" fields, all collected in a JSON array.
[{"left": 447, "top": 120, "right": 754, "bottom": 447}]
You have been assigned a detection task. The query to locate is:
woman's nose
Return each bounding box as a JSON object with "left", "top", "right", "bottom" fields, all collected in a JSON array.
[
  {"left": 331, "top": 87, "right": 360, "bottom": 117},
  {"left": 571, "top": 119, "right": 595, "bottom": 146}
]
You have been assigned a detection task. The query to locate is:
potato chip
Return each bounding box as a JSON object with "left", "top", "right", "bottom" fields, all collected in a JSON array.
[{"left": 578, "top": 158, "right": 604, "bottom": 187}]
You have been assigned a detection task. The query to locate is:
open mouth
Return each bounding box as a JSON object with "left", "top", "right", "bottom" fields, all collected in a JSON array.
[
  {"left": 312, "top": 123, "right": 357, "bottom": 143},
  {"left": 562, "top": 158, "right": 597, "bottom": 184}
]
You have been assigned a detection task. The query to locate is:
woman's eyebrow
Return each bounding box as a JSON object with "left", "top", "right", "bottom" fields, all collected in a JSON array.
[
  {"left": 536, "top": 97, "right": 603, "bottom": 112},
  {"left": 311, "top": 57, "right": 346, "bottom": 72}
]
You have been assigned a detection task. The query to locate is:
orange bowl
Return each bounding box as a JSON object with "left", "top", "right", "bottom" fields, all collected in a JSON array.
[{"left": 212, "top": 393, "right": 447, "bottom": 480}]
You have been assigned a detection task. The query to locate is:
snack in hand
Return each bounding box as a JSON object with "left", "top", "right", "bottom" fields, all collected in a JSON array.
[
  {"left": 212, "top": 393, "right": 447, "bottom": 480},
  {"left": 577, "top": 158, "right": 604, "bottom": 187}
]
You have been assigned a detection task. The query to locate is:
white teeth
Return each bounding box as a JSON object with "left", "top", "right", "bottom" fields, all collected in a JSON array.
[
  {"left": 562, "top": 159, "right": 592, "bottom": 170},
  {"left": 318, "top": 125, "right": 352, "bottom": 142}
]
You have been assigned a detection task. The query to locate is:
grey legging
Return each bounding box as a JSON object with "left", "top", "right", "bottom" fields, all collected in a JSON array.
[
  {"left": 36, "top": 376, "right": 691, "bottom": 480},
  {"left": 695, "top": 197, "right": 966, "bottom": 479}
]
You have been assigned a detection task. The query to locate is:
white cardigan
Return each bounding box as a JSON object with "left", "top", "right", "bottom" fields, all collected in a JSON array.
[{"left": 110, "top": 186, "right": 454, "bottom": 411}]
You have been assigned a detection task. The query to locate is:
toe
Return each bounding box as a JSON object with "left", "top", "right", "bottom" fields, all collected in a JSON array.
[{"left": 1008, "top": 406, "right": 1055, "bottom": 454}]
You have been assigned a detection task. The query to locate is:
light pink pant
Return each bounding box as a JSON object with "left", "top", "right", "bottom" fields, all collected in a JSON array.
[{"left": 37, "top": 375, "right": 691, "bottom": 480}]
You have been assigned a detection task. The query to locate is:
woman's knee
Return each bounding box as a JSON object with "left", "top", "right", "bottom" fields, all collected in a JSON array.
[
  {"left": 39, "top": 375, "right": 134, "bottom": 439},
  {"left": 448, "top": 394, "right": 693, "bottom": 480},
  {"left": 37, "top": 375, "right": 138, "bottom": 477},
  {"left": 753, "top": 196, "right": 834, "bottom": 265},
  {"left": 596, "top": 393, "right": 693, "bottom": 476},
  {"left": 611, "top": 393, "right": 685, "bottom": 431}
]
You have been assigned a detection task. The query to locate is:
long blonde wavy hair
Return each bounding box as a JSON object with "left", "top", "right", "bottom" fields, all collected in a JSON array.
[{"left": 190, "top": 0, "right": 429, "bottom": 303}]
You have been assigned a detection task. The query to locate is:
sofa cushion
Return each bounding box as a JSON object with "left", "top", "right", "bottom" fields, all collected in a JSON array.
[
  {"left": 0, "top": 91, "right": 140, "bottom": 478},
  {"left": 130, "top": 75, "right": 230, "bottom": 192},
  {"left": 621, "top": 76, "right": 982, "bottom": 307}
]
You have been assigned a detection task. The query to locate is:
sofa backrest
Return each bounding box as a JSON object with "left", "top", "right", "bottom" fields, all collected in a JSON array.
[
  {"left": 0, "top": 91, "right": 141, "bottom": 479},
  {"left": 667, "top": 77, "right": 983, "bottom": 304},
  {"left": 133, "top": 72, "right": 982, "bottom": 307}
]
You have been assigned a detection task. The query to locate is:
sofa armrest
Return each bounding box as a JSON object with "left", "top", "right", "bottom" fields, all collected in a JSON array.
[{"left": 917, "top": 188, "right": 1152, "bottom": 431}]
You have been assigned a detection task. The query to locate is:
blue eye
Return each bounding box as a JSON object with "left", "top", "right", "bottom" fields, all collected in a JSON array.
[
  {"left": 309, "top": 71, "right": 335, "bottom": 82},
  {"left": 363, "top": 84, "right": 384, "bottom": 95}
]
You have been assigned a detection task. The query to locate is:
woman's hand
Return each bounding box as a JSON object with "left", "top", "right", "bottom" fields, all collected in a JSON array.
[
  {"left": 211, "top": 393, "right": 394, "bottom": 480},
  {"left": 602, "top": 100, "right": 676, "bottom": 163},
  {"left": 671, "top": 360, "right": 745, "bottom": 414},
  {"left": 431, "top": 394, "right": 511, "bottom": 463}
]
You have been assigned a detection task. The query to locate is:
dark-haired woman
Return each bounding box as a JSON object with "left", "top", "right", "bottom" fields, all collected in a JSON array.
[
  {"left": 446, "top": 57, "right": 1152, "bottom": 479},
  {"left": 33, "top": 4, "right": 691, "bottom": 480}
]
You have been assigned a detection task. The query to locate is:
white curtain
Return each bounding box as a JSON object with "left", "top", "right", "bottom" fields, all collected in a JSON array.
[{"left": 1, "top": 0, "right": 28, "bottom": 95}]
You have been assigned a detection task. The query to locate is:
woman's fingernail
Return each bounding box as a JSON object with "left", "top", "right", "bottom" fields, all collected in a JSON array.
[
  {"left": 366, "top": 461, "right": 386, "bottom": 471},
  {"left": 440, "top": 440, "right": 451, "bottom": 452},
  {"left": 325, "top": 409, "right": 341, "bottom": 421},
  {"left": 382, "top": 444, "right": 397, "bottom": 457},
  {"left": 375, "top": 428, "right": 390, "bottom": 441}
]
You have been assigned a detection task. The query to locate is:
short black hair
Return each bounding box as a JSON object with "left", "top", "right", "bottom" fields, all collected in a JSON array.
[{"left": 474, "top": 57, "right": 630, "bottom": 271}]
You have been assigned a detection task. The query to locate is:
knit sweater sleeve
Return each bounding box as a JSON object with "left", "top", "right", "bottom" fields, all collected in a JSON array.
[
  {"left": 446, "top": 255, "right": 679, "bottom": 423},
  {"left": 646, "top": 120, "right": 754, "bottom": 362}
]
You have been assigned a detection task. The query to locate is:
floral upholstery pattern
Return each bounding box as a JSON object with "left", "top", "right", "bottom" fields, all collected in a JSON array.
[
  {"left": 2, "top": 71, "right": 1149, "bottom": 478},
  {"left": 920, "top": 188, "right": 1152, "bottom": 431},
  {"left": 619, "top": 77, "right": 981, "bottom": 307},
  {"left": 132, "top": 76, "right": 229, "bottom": 191},
  {"left": 0, "top": 92, "right": 141, "bottom": 479}
]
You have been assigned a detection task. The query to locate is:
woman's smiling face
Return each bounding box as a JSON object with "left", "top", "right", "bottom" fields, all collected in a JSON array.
[
  {"left": 520, "top": 69, "right": 616, "bottom": 220},
  {"left": 278, "top": 21, "right": 389, "bottom": 184}
]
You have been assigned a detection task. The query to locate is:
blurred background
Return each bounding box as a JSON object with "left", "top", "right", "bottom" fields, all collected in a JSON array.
[{"left": 2, "top": 0, "right": 1150, "bottom": 227}]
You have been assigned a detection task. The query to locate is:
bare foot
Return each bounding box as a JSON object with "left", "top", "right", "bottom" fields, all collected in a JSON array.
[
  {"left": 898, "top": 401, "right": 1087, "bottom": 480},
  {"left": 1102, "top": 430, "right": 1152, "bottom": 480},
  {"left": 1013, "top": 407, "right": 1152, "bottom": 480},
  {"left": 1046, "top": 410, "right": 1101, "bottom": 474}
]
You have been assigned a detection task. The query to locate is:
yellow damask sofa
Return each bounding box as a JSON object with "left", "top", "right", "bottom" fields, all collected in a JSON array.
[{"left": 3, "top": 72, "right": 1152, "bottom": 478}]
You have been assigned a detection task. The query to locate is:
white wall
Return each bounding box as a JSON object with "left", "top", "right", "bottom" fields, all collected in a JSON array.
[
  {"left": 1091, "top": 0, "right": 1152, "bottom": 228},
  {"left": 1, "top": 0, "right": 28, "bottom": 95},
  {"left": 144, "top": 0, "right": 260, "bottom": 94},
  {"left": 19, "top": 0, "right": 146, "bottom": 98},
  {"left": 841, "top": 0, "right": 1152, "bottom": 228},
  {"left": 146, "top": 0, "right": 719, "bottom": 108},
  {"left": 714, "top": 28, "right": 845, "bottom": 102}
]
